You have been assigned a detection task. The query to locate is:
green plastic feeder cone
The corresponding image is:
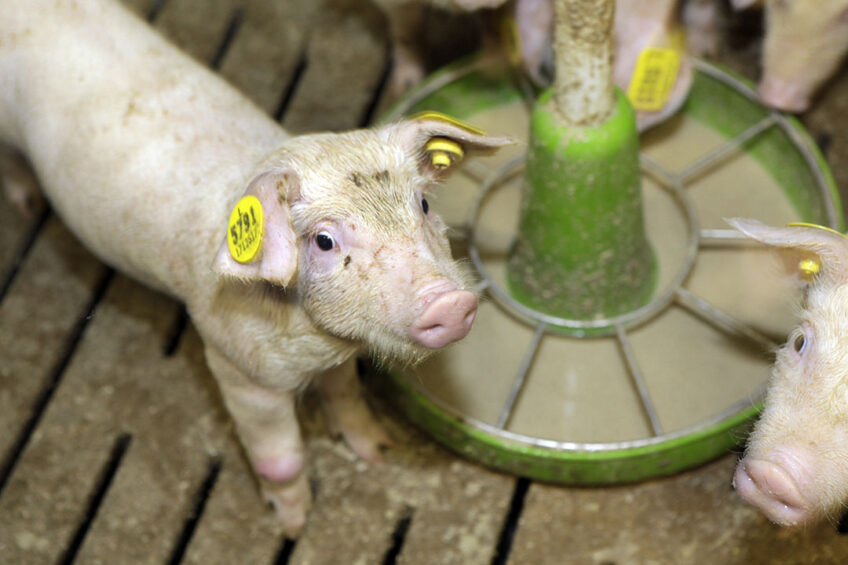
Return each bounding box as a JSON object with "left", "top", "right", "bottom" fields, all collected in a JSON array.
[
  {"left": 506, "top": 0, "right": 657, "bottom": 326},
  {"left": 506, "top": 88, "right": 657, "bottom": 321}
]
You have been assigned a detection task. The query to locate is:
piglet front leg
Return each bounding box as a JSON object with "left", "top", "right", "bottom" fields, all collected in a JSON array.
[
  {"left": 204, "top": 346, "right": 311, "bottom": 537},
  {"left": 316, "top": 357, "right": 392, "bottom": 462}
]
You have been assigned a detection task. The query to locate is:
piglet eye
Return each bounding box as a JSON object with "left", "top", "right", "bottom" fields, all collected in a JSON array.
[
  {"left": 793, "top": 333, "right": 806, "bottom": 353},
  {"left": 421, "top": 197, "right": 429, "bottom": 214},
  {"left": 315, "top": 231, "right": 334, "bottom": 251}
]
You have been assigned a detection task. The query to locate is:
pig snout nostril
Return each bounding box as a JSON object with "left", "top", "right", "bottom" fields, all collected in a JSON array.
[{"left": 410, "top": 290, "right": 478, "bottom": 349}]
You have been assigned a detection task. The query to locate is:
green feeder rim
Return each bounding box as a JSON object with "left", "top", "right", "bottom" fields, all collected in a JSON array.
[
  {"left": 372, "top": 365, "right": 760, "bottom": 483},
  {"left": 373, "top": 56, "right": 843, "bottom": 484}
]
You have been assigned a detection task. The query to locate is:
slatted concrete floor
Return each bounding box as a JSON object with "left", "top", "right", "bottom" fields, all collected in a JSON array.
[{"left": 1, "top": 1, "right": 848, "bottom": 563}]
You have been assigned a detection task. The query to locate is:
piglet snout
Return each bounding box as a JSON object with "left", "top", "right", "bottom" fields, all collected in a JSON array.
[
  {"left": 410, "top": 287, "right": 478, "bottom": 349},
  {"left": 733, "top": 457, "right": 812, "bottom": 526},
  {"left": 757, "top": 76, "right": 811, "bottom": 113}
]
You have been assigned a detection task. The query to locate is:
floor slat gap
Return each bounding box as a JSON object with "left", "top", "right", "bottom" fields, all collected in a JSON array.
[
  {"left": 166, "top": 456, "right": 223, "bottom": 565},
  {"left": 490, "top": 477, "right": 531, "bottom": 565},
  {"left": 837, "top": 509, "right": 848, "bottom": 535},
  {"left": 274, "top": 52, "right": 308, "bottom": 123},
  {"left": 381, "top": 505, "right": 414, "bottom": 565},
  {"left": 162, "top": 306, "right": 189, "bottom": 357},
  {"left": 0, "top": 208, "right": 50, "bottom": 306},
  {"left": 210, "top": 8, "right": 245, "bottom": 71},
  {"left": 58, "top": 433, "right": 133, "bottom": 565},
  {"left": 358, "top": 46, "right": 392, "bottom": 127},
  {"left": 272, "top": 536, "right": 297, "bottom": 565},
  {"left": 0, "top": 269, "right": 114, "bottom": 495},
  {"left": 145, "top": 0, "right": 169, "bottom": 22}
]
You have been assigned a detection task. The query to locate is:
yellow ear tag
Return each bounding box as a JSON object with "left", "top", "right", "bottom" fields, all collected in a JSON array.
[
  {"left": 786, "top": 222, "right": 848, "bottom": 239},
  {"left": 785, "top": 223, "right": 848, "bottom": 280},
  {"left": 426, "top": 137, "right": 465, "bottom": 170},
  {"left": 627, "top": 30, "right": 685, "bottom": 112},
  {"left": 226, "top": 195, "right": 264, "bottom": 263},
  {"left": 798, "top": 258, "right": 820, "bottom": 281},
  {"left": 408, "top": 110, "right": 487, "bottom": 136}
]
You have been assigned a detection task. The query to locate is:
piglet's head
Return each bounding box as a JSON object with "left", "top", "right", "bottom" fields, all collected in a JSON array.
[
  {"left": 728, "top": 218, "right": 848, "bottom": 527},
  {"left": 213, "top": 117, "right": 513, "bottom": 364}
]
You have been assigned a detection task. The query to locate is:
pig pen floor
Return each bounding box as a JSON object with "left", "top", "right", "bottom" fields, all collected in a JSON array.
[{"left": 2, "top": 1, "right": 848, "bottom": 564}]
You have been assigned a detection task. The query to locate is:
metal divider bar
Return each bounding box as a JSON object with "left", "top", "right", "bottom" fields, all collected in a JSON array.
[
  {"left": 675, "top": 287, "right": 779, "bottom": 352},
  {"left": 677, "top": 114, "right": 779, "bottom": 184},
  {"left": 459, "top": 159, "right": 491, "bottom": 184},
  {"left": 496, "top": 322, "right": 547, "bottom": 430},
  {"left": 472, "top": 278, "right": 491, "bottom": 294},
  {"left": 615, "top": 325, "right": 663, "bottom": 436},
  {"left": 639, "top": 153, "right": 676, "bottom": 189},
  {"left": 700, "top": 229, "right": 760, "bottom": 246}
]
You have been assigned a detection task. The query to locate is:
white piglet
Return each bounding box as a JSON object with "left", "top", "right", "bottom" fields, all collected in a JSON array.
[
  {"left": 375, "top": 0, "right": 719, "bottom": 131},
  {"left": 0, "top": 0, "right": 511, "bottom": 536},
  {"left": 734, "top": 0, "right": 848, "bottom": 113},
  {"left": 729, "top": 218, "right": 848, "bottom": 527}
]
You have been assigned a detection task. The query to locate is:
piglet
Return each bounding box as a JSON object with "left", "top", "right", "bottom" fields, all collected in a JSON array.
[
  {"left": 746, "top": 0, "right": 848, "bottom": 112},
  {"left": 0, "top": 0, "right": 511, "bottom": 536},
  {"left": 614, "top": 0, "right": 698, "bottom": 131},
  {"left": 729, "top": 218, "right": 848, "bottom": 527},
  {"left": 376, "top": 0, "right": 715, "bottom": 132},
  {"left": 371, "top": 0, "right": 510, "bottom": 94}
]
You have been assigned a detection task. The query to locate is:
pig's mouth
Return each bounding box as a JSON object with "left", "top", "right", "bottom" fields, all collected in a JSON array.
[{"left": 733, "top": 454, "right": 814, "bottom": 526}]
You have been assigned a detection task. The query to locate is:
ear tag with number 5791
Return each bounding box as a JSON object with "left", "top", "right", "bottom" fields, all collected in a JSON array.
[{"left": 227, "top": 195, "right": 264, "bottom": 263}]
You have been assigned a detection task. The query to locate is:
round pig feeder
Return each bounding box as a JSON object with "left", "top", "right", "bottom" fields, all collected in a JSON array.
[{"left": 377, "top": 0, "right": 844, "bottom": 483}]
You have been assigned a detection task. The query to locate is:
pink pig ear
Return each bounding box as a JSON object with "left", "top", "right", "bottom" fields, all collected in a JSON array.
[
  {"left": 211, "top": 170, "right": 300, "bottom": 286},
  {"left": 727, "top": 217, "right": 848, "bottom": 283},
  {"left": 389, "top": 112, "right": 516, "bottom": 181}
]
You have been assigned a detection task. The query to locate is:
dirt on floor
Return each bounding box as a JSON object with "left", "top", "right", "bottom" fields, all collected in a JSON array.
[{"left": 2, "top": 1, "right": 848, "bottom": 564}]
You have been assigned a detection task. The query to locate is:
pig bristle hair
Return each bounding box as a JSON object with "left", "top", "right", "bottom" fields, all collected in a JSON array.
[{"left": 368, "top": 340, "right": 431, "bottom": 370}]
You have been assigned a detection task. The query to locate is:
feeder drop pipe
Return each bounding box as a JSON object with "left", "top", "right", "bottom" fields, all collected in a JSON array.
[{"left": 552, "top": 0, "right": 616, "bottom": 126}]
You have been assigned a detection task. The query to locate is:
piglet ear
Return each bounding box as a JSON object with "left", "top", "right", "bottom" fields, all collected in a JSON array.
[
  {"left": 212, "top": 170, "right": 300, "bottom": 286},
  {"left": 388, "top": 111, "right": 516, "bottom": 181},
  {"left": 727, "top": 217, "right": 848, "bottom": 284}
]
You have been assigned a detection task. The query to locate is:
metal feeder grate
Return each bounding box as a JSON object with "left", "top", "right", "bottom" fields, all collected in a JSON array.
[{"left": 377, "top": 57, "right": 843, "bottom": 483}]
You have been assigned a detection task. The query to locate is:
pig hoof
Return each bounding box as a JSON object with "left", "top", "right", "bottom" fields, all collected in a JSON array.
[
  {"left": 0, "top": 149, "right": 45, "bottom": 218},
  {"left": 343, "top": 428, "right": 393, "bottom": 464},
  {"left": 266, "top": 498, "right": 308, "bottom": 538},
  {"left": 10, "top": 191, "right": 46, "bottom": 218},
  {"left": 325, "top": 406, "right": 394, "bottom": 463},
  {"left": 1, "top": 169, "right": 45, "bottom": 218},
  {"left": 260, "top": 472, "right": 312, "bottom": 538}
]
